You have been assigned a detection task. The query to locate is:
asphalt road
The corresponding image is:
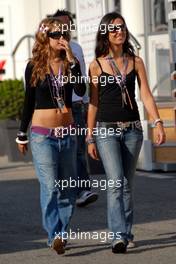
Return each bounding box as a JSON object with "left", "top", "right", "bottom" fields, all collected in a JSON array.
[{"left": 0, "top": 165, "right": 176, "bottom": 264}]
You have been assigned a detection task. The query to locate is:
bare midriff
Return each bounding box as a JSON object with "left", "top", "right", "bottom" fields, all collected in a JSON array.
[{"left": 31, "top": 108, "right": 74, "bottom": 128}]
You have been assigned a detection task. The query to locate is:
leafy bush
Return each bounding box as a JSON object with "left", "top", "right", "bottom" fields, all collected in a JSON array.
[{"left": 0, "top": 79, "right": 24, "bottom": 120}]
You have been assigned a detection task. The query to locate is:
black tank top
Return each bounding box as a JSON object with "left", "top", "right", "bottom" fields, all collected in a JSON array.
[{"left": 96, "top": 58, "right": 140, "bottom": 122}]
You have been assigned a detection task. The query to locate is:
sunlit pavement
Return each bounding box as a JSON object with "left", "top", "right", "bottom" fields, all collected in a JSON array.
[{"left": 0, "top": 165, "right": 176, "bottom": 264}]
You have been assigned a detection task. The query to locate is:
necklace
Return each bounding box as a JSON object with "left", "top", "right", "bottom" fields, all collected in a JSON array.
[{"left": 50, "top": 64, "right": 66, "bottom": 111}]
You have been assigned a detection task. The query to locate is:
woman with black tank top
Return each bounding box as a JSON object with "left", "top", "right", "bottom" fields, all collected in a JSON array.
[
  {"left": 87, "top": 12, "right": 165, "bottom": 253},
  {"left": 16, "top": 18, "right": 86, "bottom": 254}
]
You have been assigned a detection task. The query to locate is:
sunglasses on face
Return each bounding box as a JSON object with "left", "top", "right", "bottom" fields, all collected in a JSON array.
[
  {"left": 47, "top": 31, "right": 69, "bottom": 39},
  {"left": 109, "top": 24, "right": 126, "bottom": 33}
]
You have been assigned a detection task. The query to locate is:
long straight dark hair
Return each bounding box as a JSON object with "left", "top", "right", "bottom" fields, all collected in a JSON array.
[{"left": 95, "top": 12, "right": 135, "bottom": 58}]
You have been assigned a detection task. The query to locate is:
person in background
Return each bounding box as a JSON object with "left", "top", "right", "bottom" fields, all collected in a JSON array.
[
  {"left": 49, "top": 9, "right": 98, "bottom": 207},
  {"left": 87, "top": 12, "right": 166, "bottom": 253},
  {"left": 16, "top": 17, "right": 86, "bottom": 254}
]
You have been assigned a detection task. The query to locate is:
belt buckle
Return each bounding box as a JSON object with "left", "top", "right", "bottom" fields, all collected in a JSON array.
[
  {"left": 117, "top": 122, "right": 130, "bottom": 129},
  {"left": 53, "top": 126, "right": 64, "bottom": 138}
]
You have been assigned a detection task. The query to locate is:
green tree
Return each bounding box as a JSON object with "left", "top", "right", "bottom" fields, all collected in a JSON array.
[{"left": 0, "top": 79, "right": 24, "bottom": 120}]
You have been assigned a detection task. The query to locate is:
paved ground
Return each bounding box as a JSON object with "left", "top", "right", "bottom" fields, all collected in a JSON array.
[{"left": 0, "top": 164, "right": 176, "bottom": 264}]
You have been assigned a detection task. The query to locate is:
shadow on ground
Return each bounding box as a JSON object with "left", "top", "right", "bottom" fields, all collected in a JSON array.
[{"left": 0, "top": 171, "right": 176, "bottom": 255}]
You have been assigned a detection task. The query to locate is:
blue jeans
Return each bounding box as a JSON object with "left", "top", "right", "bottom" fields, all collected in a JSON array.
[
  {"left": 96, "top": 124, "right": 143, "bottom": 243},
  {"left": 72, "top": 102, "right": 90, "bottom": 194},
  {"left": 30, "top": 132, "right": 77, "bottom": 245}
]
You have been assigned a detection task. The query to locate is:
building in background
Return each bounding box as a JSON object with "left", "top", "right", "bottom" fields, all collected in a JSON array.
[
  {"left": 0, "top": 0, "right": 175, "bottom": 170},
  {"left": 0, "top": 0, "right": 68, "bottom": 79}
]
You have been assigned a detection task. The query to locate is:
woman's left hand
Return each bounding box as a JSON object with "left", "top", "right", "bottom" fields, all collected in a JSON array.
[
  {"left": 155, "top": 123, "right": 166, "bottom": 145},
  {"left": 59, "top": 39, "right": 75, "bottom": 62}
]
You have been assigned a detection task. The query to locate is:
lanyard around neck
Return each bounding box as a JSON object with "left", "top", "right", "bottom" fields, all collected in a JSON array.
[
  {"left": 106, "top": 54, "right": 133, "bottom": 110},
  {"left": 107, "top": 54, "right": 128, "bottom": 82},
  {"left": 50, "top": 65, "right": 64, "bottom": 102},
  {"left": 50, "top": 65, "right": 63, "bottom": 85}
]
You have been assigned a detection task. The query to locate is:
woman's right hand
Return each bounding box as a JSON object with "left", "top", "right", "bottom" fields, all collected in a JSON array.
[
  {"left": 88, "top": 143, "right": 99, "bottom": 160},
  {"left": 17, "top": 143, "right": 28, "bottom": 155}
]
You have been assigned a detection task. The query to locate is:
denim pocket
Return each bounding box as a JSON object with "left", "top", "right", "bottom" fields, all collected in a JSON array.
[
  {"left": 134, "top": 127, "right": 143, "bottom": 134},
  {"left": 30, "top": 132, "right": 47, "bottom": 143},
  {"left": 95, "top": 127, "right": 109, "bottom": 139},
  {"left": 132, "top": 128, "right": 144, "bottom": 141}
]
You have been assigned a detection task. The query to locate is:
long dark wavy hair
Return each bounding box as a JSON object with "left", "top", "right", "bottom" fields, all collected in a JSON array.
[{"left": 95, "top": 12, "right": 135, "bottom": 58}]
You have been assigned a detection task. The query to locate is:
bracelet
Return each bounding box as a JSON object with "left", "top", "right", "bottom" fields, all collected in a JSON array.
[
  {"left": 86, "top": 137, "right": 95, "bottom": 145},
  {"left": 154, "top": 118, "right": 163, "bottom": 126},
  {"left": 16, "top": 137, "right": 29, "bottom": 144}
]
